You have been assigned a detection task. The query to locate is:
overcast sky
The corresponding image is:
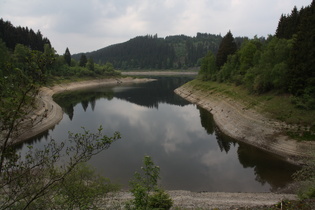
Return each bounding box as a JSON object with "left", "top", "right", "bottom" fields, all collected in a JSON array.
[{"left": 1, "top": 0, "right": 312, "bottom": 54}]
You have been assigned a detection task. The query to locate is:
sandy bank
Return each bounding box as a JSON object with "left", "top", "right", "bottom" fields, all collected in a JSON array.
[
  {"left": 13, "top": 77, "right": 155, "bottom": 144},
  {"left": 122, "top": 71, "right": 198, "bottom": 76},
  {"left": 175, "top": 83, "right": 315, "bottom": 165}
]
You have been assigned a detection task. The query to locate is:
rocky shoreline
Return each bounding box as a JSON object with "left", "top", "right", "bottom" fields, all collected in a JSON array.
[
  {"left": 102, "top": 191, "right": 297, "bottom": 209},
  {"left": 174, "top": 82, "right": 315, "bottom": 165},
  {"left": 13, "top": 77, "right": 156, "bottom": 144}
]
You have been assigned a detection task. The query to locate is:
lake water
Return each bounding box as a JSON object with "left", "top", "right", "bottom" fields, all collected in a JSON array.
[{"left": 22, "top": 76, "right": 299, "bottom": 192}]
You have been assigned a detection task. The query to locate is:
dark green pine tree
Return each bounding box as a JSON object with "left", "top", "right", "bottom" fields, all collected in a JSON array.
[
  {"left": 79, "top": 54, "right": 87, "bottom": 67},
  {"left": 288, "top": 0, "right": 315, "bottom": 100},
  {"left": 64, "top": 47, "right": 71, "bottom": 66},
  {"left": 276, "top": 6, "right": 300, "bottom": 39},
  {"left": 216, "top": 31, "right": 237, "bottom": 69}
]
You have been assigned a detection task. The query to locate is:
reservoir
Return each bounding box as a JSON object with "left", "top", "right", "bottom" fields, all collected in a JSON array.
[{"left": 22, "top": 76, "right": 299, "bottom": 192}]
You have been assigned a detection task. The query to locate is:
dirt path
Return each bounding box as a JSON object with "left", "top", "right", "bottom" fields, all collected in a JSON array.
[{"left": 174, "top": 83, "right": 315, "bottom": 165}]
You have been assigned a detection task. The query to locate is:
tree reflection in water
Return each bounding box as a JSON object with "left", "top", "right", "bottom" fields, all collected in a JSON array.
[{"left": 197, "top": 105, "right": 299, "bottom": 191}]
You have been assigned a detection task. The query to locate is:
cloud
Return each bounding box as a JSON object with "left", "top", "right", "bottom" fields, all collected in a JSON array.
[{"left": 0, "top": 0, "right": 312, "bottom": 54}]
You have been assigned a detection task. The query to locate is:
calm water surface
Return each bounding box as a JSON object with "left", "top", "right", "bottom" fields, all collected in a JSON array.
[{"left": 22, "top": 76, "right": 299, "bottom": 192}]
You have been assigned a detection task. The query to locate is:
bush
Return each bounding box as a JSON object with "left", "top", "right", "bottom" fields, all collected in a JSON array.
[
  {"left": 127, "top": 156, "right": 173, "bottom": 210},
  {"left": 293, "top": 154, "right": 315, "bottom": 199}
]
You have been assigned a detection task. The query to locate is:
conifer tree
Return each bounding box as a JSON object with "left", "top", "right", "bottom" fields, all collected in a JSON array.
[
  {"left": 64, "top": 47, "right": 71, "bottom": 66},
  {"left": 288, "top": 1, "right": 315, "bottom": 102},
  {"left": 216, "top": 31, "right": 237, "bottom": 69}
]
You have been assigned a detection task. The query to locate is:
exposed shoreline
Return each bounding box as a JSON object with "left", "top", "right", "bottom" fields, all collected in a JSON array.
[
  {"left": 103, "top": 191, "right": 298, "bottom": 209},
  {"left": 121, "top": 71, "right": 198, "bottom": 76},
  {"left": 174, "top": 82, "right": 315, "bottom": 165},
  {"left": 13, "top": 77, "right": 156, "bottom": 144}
]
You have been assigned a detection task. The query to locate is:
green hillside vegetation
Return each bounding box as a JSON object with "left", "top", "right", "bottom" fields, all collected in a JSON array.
[
  {"left": 197, "top": 1, "right": 315, "bottom": 140},
  {"left": 199, "top": 2, "right": 315, "bottom": 111},
  {"left": 72, "top": 33, "right": 244, "bottom": 70}
]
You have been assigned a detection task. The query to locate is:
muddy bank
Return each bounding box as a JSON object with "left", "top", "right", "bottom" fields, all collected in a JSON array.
[
  {"left": 13, "top": 77, "right": 155, "bottom": 144},
  {"left": 175, "top": 83, "right": 315, "bottom": 165}
]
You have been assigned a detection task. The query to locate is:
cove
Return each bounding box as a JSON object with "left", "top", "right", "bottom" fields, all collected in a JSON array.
[{"left": 20, "top": 76, "right": 299, "bottom": 192}]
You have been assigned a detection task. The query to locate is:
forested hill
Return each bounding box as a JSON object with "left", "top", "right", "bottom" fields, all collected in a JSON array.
[{"left": 72, "top": 33, "right": 232, "bottom": 70}]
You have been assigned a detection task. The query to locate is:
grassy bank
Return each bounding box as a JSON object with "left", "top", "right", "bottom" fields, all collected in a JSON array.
[{"left": 184, "top": 79, "right": 315, "bottom": 141}]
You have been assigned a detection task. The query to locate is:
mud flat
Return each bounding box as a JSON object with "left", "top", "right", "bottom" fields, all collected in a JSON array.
[
  {"left": 13, "top": 77, "right": 155, "bottom": 144},
  {"left": 175, "top": 83, "right": 315, "bottom": 165}
]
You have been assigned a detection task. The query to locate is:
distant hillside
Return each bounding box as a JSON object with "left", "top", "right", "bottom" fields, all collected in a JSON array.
[{"left": 73, "top": 33, "right": 230, "bottom": 70}]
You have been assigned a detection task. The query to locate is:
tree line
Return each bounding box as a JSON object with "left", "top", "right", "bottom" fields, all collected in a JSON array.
[
  {"left": 199, "top": 1, "right": 315, "bottom": 110},
  {"left": 73, "top": 33, "right": 228, "bottom": 70},
  {"left": 0, "top": 19, "right": 51, "bottom": 52}
]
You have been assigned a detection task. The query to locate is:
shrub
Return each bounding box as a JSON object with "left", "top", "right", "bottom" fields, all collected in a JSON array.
[{"left": 127, "top": 156, "right": 173, "bottom": 210}]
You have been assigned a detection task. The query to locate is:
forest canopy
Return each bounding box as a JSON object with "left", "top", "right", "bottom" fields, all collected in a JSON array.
[{"left": 198, "top": 1, "right": 315, "bottom": 110}]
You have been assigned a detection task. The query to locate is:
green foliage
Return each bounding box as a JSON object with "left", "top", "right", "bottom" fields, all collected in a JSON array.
[
  {"left": 54, "top": 163, "right": 119, "bottom": 209},
  {"left": 293, "top": 154, "right": 315, "bottom": 200},
  {"left": 216, "top": 31, "right": 237, "bottom": 69},
  {"left": 197, "top": 0, "right": 315, "bottom": 110},
  {"left": 72, "top": 33, "right": 226, "bottom": 70},
  {"left": 199, "top": 51, "right": 217, "bottom": 81},
  {"left": 276, "top": 6, "right": 301, "bottom": 39},
  {"left": 87, "top": 57, "right": 95, "bottom": 71},
  {"left": 148, "top": 189, "right": 173, "bottom": 210},
  {"left": 79, "top": 53, "right": 88, "bottom": 67},
  {"left": 287, "top": 2, "right": 315, "bottom": 109},
  {"left": 127, "top": 156, "right": 173, "bottom": 210},
  {"left": 0, "top": 19, "right": 51, "bottom": 52},
  {"left": 0, "top": 126, "right": 121, "bottom": 209}
]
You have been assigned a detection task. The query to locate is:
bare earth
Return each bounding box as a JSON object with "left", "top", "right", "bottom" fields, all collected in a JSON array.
[{"left": 14, "top": 75, "right": 306, "bottom": 209}]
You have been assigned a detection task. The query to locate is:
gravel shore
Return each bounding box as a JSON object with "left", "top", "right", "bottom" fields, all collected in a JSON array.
[{"left": 102, "top": 190, "right": 297, "bottom": 209}]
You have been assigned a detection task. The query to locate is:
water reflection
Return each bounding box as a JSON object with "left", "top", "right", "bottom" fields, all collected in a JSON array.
[
  {"left": 53, "top": 76, "right": 192, "bottom": 120},
  {"left": 197, "top": 105, "right": 298, "bottom": 191},
  {"left": 21, "top": 76, "right": 299, "bottom": 192}
]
